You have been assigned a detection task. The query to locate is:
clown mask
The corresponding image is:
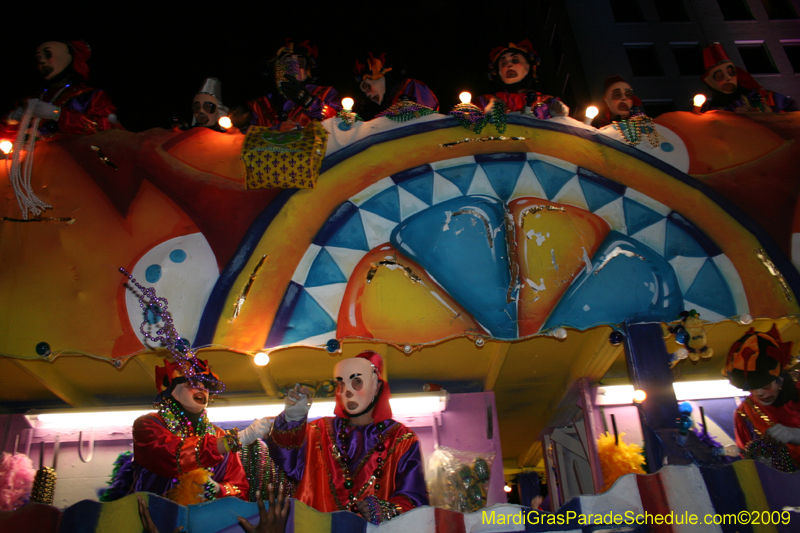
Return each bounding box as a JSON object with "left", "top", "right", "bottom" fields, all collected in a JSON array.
[
  {"left": 193, "top": 94, "right": 223, "bottom": 127},
  {"left": 604, "top": 81, "right": 634, "bottom": 118},
  {"left": 704, "top": 61, "right": 737, "bottom": 94},
  {"left": 172, "top": 381, "right": 210, "bottom": 414},
  {"left": 498, "top": 51, "right": 530, "bottom": 85},
  {"left": 35, "top": 41, "right": 72, "bottom": 81},
  {"left": 752, "top": 377, "right": 783, "bottom": 406},
  {"left": 360, "top": 77, "right": 386, "bottom": 105},
  {"left": 335, "top": 357, "right": 380, "bottom": 417}
]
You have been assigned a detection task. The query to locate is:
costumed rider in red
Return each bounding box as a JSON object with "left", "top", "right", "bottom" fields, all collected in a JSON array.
[
  {"left": 701, "top": 42, "right": 797, "bottom": 113},
  {"left": 1, "top": 40, "right": 120, "bottom": 139},
  {"left": 477, "top": 40, "right": 569, "bottom": 119},
  {"left": 232, "top": 39, "right": 340, "bottom": 131},
  {"left": 354, "top": 53, "right": 439, "bottom": 120},
  {"left": 725, "top": 325, "right": 800, "bottom": 472},
  {"left": 267, "top": 351, "right": 428, "bottom": 524},
  {"left": 592, "top": 76, "right": 645, "bottom": 129},
  {"left": 132, "top": 359, "right": 270, "bottom": 503}
]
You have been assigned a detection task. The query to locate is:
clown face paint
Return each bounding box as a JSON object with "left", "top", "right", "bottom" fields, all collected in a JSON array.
[
  {"left": 335, "top": 357, "right": 379, "bottom": 416},
  {"left": 360, "top": 77, "right": 386, "bottom": 105},
  {"left": 604, "top": 81, "right": 634, "bottom": 118},
  {"left": 35, "top": 41, "right": 72, "bottom": 81},
  {"left": 752, "top": 377, "right": 782, "bottom": 406},
  {"left": 704, "top": 62, "right": 737, "bottom": 94},
  {"left": 193, "top": 94, "right": 222, "bottom": 127},
  {"left": 498, "top": 52, "right": 530, "bottom": 85}
]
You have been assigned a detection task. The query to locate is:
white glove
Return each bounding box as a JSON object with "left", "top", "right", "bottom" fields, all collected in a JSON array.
[
  {"left": 766, "top": 424, "right": 800, "bottom": 445},
  {"left": 549, "top": 100, "right": 569, "bottom": 117},
  {"left": 30, "top": 99, "right": 61, "bottom": 121},
  {"left": 284, "top": 384, "right": 312, "bottom": 421},
  {"left": 239, "top": 417, "right": 272, "bottom": 446}
]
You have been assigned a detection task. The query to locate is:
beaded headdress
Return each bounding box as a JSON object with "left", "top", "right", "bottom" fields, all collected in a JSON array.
[
  {"left": 333, "top": 351, "right": 393, "bottom": 422},
  {"left": 488, "top": 39, "right": 540, "bottom": 80},
  {"left": 120, "top": 267, "right": 225, "bottom": 395},
  {"left": 724, "top": 325, "right": 793, "bottom": 391},
  {"left": 702, "top": 42, "right": 731, "bottom": 76},
  {"left": 354, "top": 53, "right": 393, "bottom": 82}
]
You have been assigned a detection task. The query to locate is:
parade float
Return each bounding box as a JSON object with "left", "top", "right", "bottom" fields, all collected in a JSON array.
[{"left": 1, "top": 102, "right": 800, "bottom": 532}]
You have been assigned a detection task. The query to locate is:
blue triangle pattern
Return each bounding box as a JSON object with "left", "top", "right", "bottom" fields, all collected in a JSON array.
[
  {"left": 624, "top": 197, "right": 664, "bottom": 236},
  {"left": 685, "top": 260, "right": 737, "bottom": 318},
  {"left": 579, "top": 176, "right": 623, "bottom": 212},
  {"left": 436, "top": 164, "right": 477, "bottom": 195},
  {"left": 325, "top": 210, "right": 370, "bottom": 251},
  {"left": 304, "top": 248, "right": 348, "bottom": 287},
  {"left": 359, "top": 186, "right": 401, "bottom": 223},
  {"left": 480, "top": 161, "right": 524, "bottom": 203},
  {"left": 664, "top": 220, "right": 709, "bottom": 260},
  {"left": 529, "top": 160, "right": 575, "bottom": 200},
  {"left": 395, "top": 171, "right": 434, "bottom": 206},
  {"left": 280, "top": 288, "right": 337, "bottom": 345}
]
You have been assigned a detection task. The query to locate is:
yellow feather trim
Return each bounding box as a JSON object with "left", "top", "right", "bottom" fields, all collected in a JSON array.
[
  {"left": 167, "top": 468, "right": 212, "bottom": 506},
  {"left": 596, "top": 432, "right": 646, "bottom": 492}
]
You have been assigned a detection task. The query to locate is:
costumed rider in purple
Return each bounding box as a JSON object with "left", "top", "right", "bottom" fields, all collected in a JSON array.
[
  {"left": 700, "top": 42, "right": 797, "bottom": 113},
  {"left": 230, "top": 39, "right": 341, "bottom": 131},
  {"left": 191, "top": 77, "right": 229, "bottom": 132},
  {"left": 354, "top": 53, "right": 439, "bottom": 120},
  {"left": 267, "top": 351, "right": 428, "bottom": 524},
  {"left": 1, "top": 40, "right": 120, "bottom": 140},
  {"left": 477, "top": 40, "right": 569, "bottom": 119}
]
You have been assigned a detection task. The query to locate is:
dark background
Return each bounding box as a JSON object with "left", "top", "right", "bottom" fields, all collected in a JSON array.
[{"left": 0, "top": 1, "right": 563, "bottom": 132}]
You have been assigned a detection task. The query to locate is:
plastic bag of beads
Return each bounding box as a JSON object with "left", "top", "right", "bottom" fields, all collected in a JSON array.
[{"left": 425, "top": 445, "right": 495, "bottom": 512}]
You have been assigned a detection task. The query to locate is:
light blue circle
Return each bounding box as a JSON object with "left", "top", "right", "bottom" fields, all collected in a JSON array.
[
  {"left": 338, "top": 122, "right": 353, "bottom": 131},
  {"left": 661, "top": 142, "right": 674, "bottom": 152},
  {"left": 145, "top": 264, "right": 162, "bottom": 283},
  {"left": 170, "top": 249, "right": 187, "bottom": 263}
]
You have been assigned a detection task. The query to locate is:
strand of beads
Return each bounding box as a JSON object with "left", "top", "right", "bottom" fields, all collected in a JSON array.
[
  {"left": 335, "top": 419, "right": 390, "bottom": 512},
  {"left": 488, "top": 100, "right": 508, "bottom": 134},
  {"left": 376, "top": 99, "right": 436, "bottom": 122},
  {"left": 612, "top": 114, "right": 660, "bottom": 148},
  {"left": 119, "top": 268, "right": 225, "bottom": 394},
  {"left": 449, "top": 103, "right": 487, "bottom": 134},
  {"left": 744, "top": 439, "right": 798, "bottom": 472}
]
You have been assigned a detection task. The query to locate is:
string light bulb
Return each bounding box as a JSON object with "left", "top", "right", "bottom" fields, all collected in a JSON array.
[
  {"left": 693, "top": 94, "right": 706, "bottom": 107},
  {"left": 459, "top": 92, "right": 472, "bottom": 104},
  {"left": 341, "top": 98, "right": 354, "bottom": 112},
  {"left": 584, "top": 106, "right": 598, "bottom": 125},
  {"left": 218, "top": 116, "right": 232, "bottom": 129},
  {"left": 253, "top": 352, "right": 270, "bottom": 366},
  {"left": 0, "top": 141, "right": 11, "bottom": 154},
  {"left": 503, "top": 483, "right": 512, "bottom": 493},
  {"left": 632, "top": 389, "right": 647, "bottom": 403}
]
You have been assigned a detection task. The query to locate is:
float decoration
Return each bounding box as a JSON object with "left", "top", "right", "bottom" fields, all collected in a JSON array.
[
  {"left": 241, "top": 123, "right": 328, "bottom": 189},
  {"left": 663, "top": 310, "right": 713, "bottom": 368},
  {"left": 376, "top": 98, "right": 436, "bottom": 122}
]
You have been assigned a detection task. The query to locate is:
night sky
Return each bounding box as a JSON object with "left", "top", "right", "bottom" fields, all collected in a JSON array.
[{"left": 0, "top": 2, "right": 560, "bottom": 132}]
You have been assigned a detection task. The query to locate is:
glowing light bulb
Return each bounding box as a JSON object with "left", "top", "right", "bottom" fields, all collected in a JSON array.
[
  {"left": 632, "top": 389, "right": 647, "bottom": 403},
  {"left": 218, "top": 116, "right": 232, "bottom": 129},
  {"left": 0, "top": 141, "right": 11, "bottom": 154},
  {"left": 253, "top": 352, "right": 270, "bottom": 366},
  {"left": 503, "top": 484, "right": 512, "bottom": 493},
  {"left": 585, "top": 106, "right": 599, "bottom": 119},
  {"left": 342, "top": 97, "right": 354, "bottom": 112},
  {"left": 693, "top": 94, "right": 706, "bottom": 107},
  {"left": 739, "top": 314, "right": 753, "bottom": 325},
  {"left": 459, "top": 92, "right": 472, "bottom": 104},
  {"left": 552, "top": 327, "right": 567, "bottom": 340}
]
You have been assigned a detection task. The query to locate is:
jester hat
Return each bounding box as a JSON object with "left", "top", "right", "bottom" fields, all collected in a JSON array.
[
  {"left": 155, "top": 358, "right": 222, "bottom": 396},
  {"left": 724, "top": 325, "right": 794, "bottom": 390},
  {"left": 354, "top": 53, "right": 393, "bottom": 82},
  {"left": 271, "top": 38, "right": 318, "bottom": 69},
  {"left": 333, "top": 351, "right": 393, "bottom": 422},
  {"left": 488, "top": 39, "right": 541, "bottom": 80}
]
